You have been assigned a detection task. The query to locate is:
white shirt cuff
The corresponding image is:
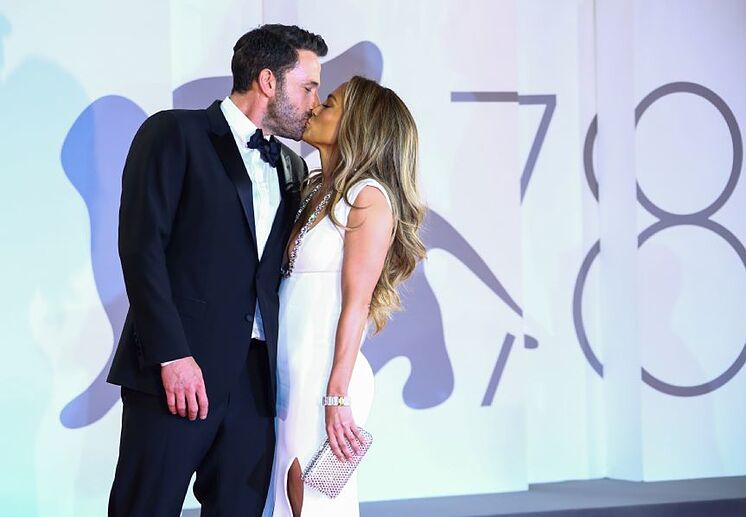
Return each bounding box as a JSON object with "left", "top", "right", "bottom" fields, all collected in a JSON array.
[{"left": 160, "top": 357, "right": 189, "bottom": 367}]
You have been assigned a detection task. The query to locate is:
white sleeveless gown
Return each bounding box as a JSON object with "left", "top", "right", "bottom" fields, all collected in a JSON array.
[{"left": 267, "top": 179, "right": 391, "bottom": 516}]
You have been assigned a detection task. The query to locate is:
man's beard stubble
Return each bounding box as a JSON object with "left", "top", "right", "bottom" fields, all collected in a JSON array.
[{"left": 263, "top": 83, "right": 308, "bottom": 141}]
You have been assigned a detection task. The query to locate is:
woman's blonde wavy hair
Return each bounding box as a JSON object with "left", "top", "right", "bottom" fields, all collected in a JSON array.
[{"left": 303, "top": 75, "right": 426, "bottom": 332}]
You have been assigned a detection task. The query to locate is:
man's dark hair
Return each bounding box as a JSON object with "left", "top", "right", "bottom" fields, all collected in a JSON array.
[{"left": 231, "top": 24, "right": 327, "bottom": 93}]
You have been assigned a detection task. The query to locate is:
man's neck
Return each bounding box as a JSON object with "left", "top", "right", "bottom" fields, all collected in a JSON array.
[{"left": 228, "top": 91, "right": 270, "bottom": 135}]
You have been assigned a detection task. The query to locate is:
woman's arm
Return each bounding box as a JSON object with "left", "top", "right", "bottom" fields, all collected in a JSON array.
[{"left": 325, "top": 185, "right": 394, "bottom": 460}]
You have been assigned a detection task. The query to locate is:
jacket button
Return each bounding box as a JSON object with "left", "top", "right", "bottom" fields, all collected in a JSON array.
[{"left": 245, "top": 313, "right": 253, "bottom": 322}]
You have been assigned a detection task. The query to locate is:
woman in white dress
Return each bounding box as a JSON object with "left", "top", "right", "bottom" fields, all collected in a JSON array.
[{"left": 269, "top": 76, "right": 426, "bottom": 516}]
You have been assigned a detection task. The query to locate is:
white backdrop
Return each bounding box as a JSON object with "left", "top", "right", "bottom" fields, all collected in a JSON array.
[{"left": 1, "top": 0, "right": 744, "bottom": 514}]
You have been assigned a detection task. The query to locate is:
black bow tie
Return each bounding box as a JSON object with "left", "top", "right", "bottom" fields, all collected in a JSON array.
[{"left": 246, "top": 128, "right": 281, "bottom": 167}]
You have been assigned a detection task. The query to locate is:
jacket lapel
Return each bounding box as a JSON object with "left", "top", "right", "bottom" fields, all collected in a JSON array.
[
  {"left": 260, "top": 150, "right": 297, "bottom": 265},
  {"left": 206, "top": 101, "right": 258, "bottom": 253}
]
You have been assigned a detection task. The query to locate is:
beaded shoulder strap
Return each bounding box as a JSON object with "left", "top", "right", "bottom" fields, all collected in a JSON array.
[{"left": 281, "top": 184, "right": 334, "bottom": 278}]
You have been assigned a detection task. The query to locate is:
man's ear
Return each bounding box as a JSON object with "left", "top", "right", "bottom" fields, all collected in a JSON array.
[{"left": 257, "top": 68, "right": 276, "bottom": 98}]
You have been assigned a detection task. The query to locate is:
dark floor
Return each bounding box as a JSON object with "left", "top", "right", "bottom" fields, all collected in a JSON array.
[
  {"left": 180, "top": 476, "right": 746, "bottom": 516},
  {"left": 358, "top": 476, "right": 746, "bottom": 517}
]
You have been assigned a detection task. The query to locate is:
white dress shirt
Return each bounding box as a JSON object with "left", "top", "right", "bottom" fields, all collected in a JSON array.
[{"left": 220, "top": 96, "right": 281, "bottom": 342}]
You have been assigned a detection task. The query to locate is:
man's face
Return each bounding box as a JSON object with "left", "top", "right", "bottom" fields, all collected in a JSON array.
[{"left": 264, "top": 49, "right": 321, "bottom": 141}]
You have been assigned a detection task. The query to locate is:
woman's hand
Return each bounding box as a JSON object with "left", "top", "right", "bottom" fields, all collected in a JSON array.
[{"left": 325, "top": 405, "right": 367, "bottom": 461}]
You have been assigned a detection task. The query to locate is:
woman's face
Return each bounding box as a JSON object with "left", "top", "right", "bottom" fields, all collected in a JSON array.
[{"left": 302, "top": 82, "right": 346, "bottom": 148}]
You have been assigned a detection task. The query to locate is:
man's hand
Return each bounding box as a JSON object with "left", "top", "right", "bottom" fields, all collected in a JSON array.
[{"left": 161, "top": 356, "right": 208, "bottom": 420}]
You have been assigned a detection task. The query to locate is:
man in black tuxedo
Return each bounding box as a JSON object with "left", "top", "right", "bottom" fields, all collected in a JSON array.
[{"left": 107, "top": 25, "right": 327, "bottom": 516}]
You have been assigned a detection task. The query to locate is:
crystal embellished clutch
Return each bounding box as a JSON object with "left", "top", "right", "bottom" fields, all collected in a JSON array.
[{"left": 301, "top": 427, "right": 373, "bottom": 498}]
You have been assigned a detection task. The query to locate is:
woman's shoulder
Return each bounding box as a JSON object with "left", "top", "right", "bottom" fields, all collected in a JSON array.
[{"left": 346, "top": 178, "right": 393, "bottom": 211}]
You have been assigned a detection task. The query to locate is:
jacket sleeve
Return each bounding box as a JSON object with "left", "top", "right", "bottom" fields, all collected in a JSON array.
[{"left": 118, "top": 110, "right": 192, "bottom": 366}]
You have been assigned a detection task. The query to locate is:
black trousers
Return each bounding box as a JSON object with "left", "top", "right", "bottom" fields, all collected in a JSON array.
[{"left": 109, "top": 340, "right": 275, "bottom": 517}]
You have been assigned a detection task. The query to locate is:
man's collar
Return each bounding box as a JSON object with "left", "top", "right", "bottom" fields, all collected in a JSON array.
[{"left": 220, "top": 96, "right": 268, "bottom": 142}]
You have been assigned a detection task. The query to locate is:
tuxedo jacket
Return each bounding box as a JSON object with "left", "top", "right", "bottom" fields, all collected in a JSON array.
[{"left": 107, "top": 100, "right": 306, "bottom": 408}]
